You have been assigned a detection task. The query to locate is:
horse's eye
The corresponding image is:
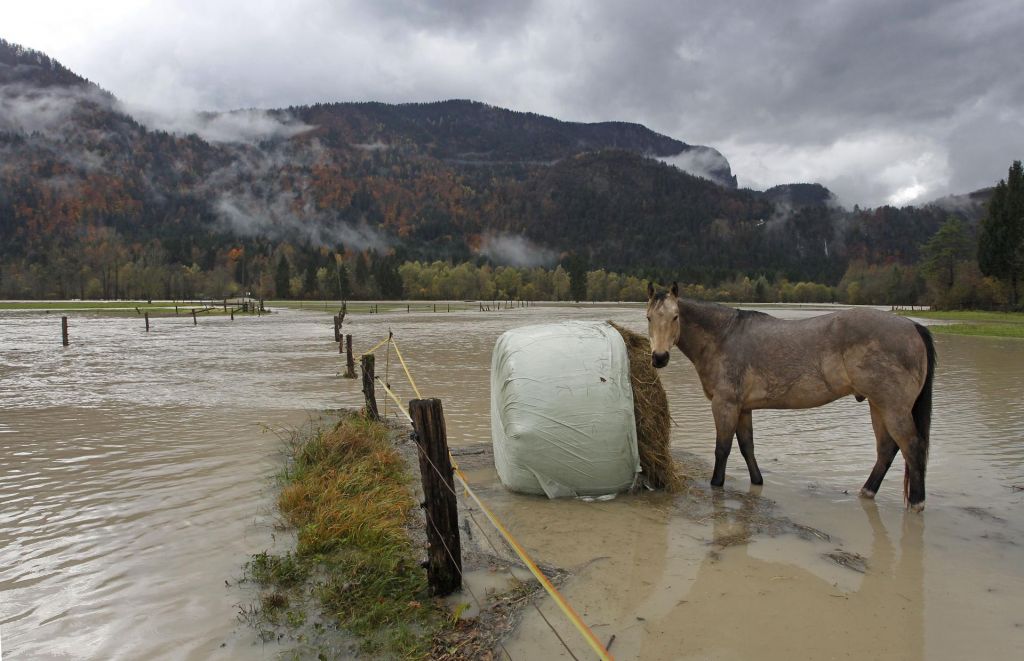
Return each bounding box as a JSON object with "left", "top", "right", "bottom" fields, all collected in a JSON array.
[
  {"left": 646, "top": 316, "right": 651, "bottom": 321},
  {"left": 673, "top": 315, "right": 678, "bottom": 321}
]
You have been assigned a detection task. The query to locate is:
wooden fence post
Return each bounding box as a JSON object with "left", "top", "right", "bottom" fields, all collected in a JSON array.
[
  {"left": 333, "top": 315, "right": 341, "bottom": 342},
  {"left": 360, "top": 354, "right": 379, "bottom": 420},
  {"left": 192, "top": 309, "right": 197, "bottom": 326},
  {"left": 145, "top": 312, "right": 150, "bottom": 332},
  {"left": 344, "top": 335, "right": 356, "bottom": 378},
  {"left": 409, "top": 398, "right": 462, "bottom": 596},
  {"left": 61, "top": 316, "right": 69, "bottom": 346},
  {"left": 230, "top": 309, "right": 234, "bottom": 321}
]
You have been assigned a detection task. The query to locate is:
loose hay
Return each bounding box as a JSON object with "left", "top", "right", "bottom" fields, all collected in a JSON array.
[{"left": 609, "top": 322, "right": 682, "bottom": 492}]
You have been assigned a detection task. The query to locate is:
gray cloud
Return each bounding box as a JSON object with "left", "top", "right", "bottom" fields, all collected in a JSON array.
[
  {"left": 214, "top": 188, "right": 391, "bottom": 251},
  {"left": 131, "top": 107, "right": 313, "bottom": 144},
  {"left": 4, "top": 0, "right": 1023, "bottom": 205},
  {"left": 477, "top": 232, "right": 558, "bottom": 267},
  {"left": 203, "top": 139, "right": 390, "bottom": 250},
  {"left": 0, "top": 82, "right": 111, "bottom": 136},
  {"left": 658, "top": 148, "right": 734, "bottom": 187}
]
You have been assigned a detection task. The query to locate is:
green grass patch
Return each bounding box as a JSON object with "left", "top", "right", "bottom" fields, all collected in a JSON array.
[
  {"left": 0, "top": 300, "right": 252, "bottom": 317},
  {"left": 244, "top": 413, "right": 449, "bottom": 659},
  {"left": 897, "top": 309, "right": 1024, "bottom": 338},
  {"left": 897, "top": 309, "right": 1024, "bottom": 323},
  {"left": 927, "top": 323, "right": 1024, "bottom": 338}
]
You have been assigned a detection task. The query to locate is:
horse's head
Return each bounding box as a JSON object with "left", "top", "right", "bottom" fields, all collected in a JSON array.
[{"left": 646, "top": 281, "right": 680, "bottom": 369}]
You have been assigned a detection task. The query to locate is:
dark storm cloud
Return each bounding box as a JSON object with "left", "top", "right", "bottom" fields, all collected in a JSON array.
[{"left": 5, "top": 0, "right": 1023, "bottom": 205}]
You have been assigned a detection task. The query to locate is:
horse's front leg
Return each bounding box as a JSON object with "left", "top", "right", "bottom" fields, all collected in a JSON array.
[
  {"left": 710, "top": 397, "right": 740, "bottom": 488},
  {"left": 736, "top": 410, "right": 764, "bottom": 485}
]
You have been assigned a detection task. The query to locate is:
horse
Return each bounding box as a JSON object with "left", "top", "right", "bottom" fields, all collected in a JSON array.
[{"left": 646, "top": 282, "right": 936, "bottom": 511}]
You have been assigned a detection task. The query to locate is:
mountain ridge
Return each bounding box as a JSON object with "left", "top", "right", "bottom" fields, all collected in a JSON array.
[{"left": 0, "top": 37, "right": 977, "bottom": 300}]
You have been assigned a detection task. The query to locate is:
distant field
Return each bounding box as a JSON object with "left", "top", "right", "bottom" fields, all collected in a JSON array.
[
  {"left": 0, "top": 301, "right": 243, "bottom": 317},
  {"left": 264, "top": 300, "right": 485, "bottom": 314},
  {"left": 899, "top": 309, "right": 1024, "bottom": 338}
]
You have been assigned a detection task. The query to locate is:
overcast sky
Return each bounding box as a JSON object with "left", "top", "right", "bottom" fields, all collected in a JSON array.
[{"left": 5, "top": 0, "right": 1023, "bottom": 206}]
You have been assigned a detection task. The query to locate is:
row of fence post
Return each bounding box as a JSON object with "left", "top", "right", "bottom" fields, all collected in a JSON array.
[
  {"left": 58, "top": 302, "right": 267, "bottom": 345},
  {"left": 347, "top": 317, "right": 461, "bottom": 596}
]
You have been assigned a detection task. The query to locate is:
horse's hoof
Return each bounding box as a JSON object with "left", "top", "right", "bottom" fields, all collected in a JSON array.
[
  {"left": 751, "top": 476, "right": 764, "bottom": 486},
  {"left": 908, "top": 501, "right": 925, "bottom": 513},
  {"left": 710, "top": 479, "right": 725, "bottom": 489},
  {"left": 859, "top": 488, "right": 876, "bottom": 499}
]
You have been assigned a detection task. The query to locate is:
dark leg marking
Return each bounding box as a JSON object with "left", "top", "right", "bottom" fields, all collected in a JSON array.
[
  {"left": 710, "top": 398, "right": 739, "bottom": 488},
  {"left": 736, "top": 409, "right": 763, "bottom": 485},
  {"left": 861, "top": 403, "right": 899, "bottom": 498}
]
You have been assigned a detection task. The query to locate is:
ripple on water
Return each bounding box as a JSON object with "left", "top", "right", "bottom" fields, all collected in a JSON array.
[{"left": 1, "top": 306, "right": 1023, "bottom": 658}]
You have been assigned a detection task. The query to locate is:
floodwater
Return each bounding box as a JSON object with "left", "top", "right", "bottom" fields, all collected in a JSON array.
[{"left": 1, "top": 303, "right": 1022, "bottom": 659}]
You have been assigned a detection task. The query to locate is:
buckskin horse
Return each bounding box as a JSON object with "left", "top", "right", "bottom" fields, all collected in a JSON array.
[{"left": 646, "top": 283, "right": 936, "bottom": 511}]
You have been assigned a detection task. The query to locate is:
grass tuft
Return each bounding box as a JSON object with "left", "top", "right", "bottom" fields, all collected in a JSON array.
[{"left": 244, "top": 413, "right": 448, "bottom": 659}]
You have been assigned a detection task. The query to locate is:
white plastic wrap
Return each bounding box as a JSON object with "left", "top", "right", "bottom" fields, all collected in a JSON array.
[{"left": 490, "top": 321, "right": 641, "bottom": 498}]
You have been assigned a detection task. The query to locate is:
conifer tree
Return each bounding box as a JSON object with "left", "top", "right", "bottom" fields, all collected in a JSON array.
[
  {"left": 274, "top": 254, "right": 291, "bottom": 298},
  {"left": 978, "top": 161, "right": 1024, "bottom": 306}
]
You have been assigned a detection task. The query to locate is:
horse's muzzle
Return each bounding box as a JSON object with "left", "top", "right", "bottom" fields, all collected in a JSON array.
[{"left": 652, "top": 351, "right": 670, "bottom": 369}]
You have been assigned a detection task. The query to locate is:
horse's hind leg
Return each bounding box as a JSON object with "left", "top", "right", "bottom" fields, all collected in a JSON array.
[
  {"left": 882, "top": 409, "right": 927, "bottom": 512},
  {"left": 710, "top": 397, "right": 740, "bottom": 488},
  {"left": 736, "top": 410, "right": 763, "bottom": 485},
  {"left": 861, "top": 403, "right": 899, "bottom": 498}
]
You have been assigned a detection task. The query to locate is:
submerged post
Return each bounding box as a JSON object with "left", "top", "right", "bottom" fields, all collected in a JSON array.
[
  {"left": 344, "top": 335, "right": 356, "bottom": 378},
  {"left": 191, "top": 309, "right": 197, "bottom": 326},
  {"left": 360, "top": 354, "right": 379, "bottom": 420},
  {"left": 145, "top": 312, "right": 150, "bottom": 332},
  {"left": 409, "top": 398, "right": 462, "bottom": 596},
  {"left": 333, "top": 315, "right": 341, "bottom": 342},
  {"left": 61, "top": 316, "right": 69, "bottom": 346}
]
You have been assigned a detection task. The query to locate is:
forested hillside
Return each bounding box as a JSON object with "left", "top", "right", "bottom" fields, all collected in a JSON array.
[{"left": 0, "top": 38, "right": 988, "bottom": 303}]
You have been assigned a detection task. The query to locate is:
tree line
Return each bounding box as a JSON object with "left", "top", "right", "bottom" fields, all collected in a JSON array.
[{"left": 2, "top": 154, "right": 1020, "bottom": 309}]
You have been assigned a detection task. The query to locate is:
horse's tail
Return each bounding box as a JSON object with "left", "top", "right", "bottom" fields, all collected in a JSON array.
[
  {"left": 906, "top": 323, "right": 936, "bottom": 503},
  {"left": 912, "top": 323, "right": 936, "bottom": 445}
]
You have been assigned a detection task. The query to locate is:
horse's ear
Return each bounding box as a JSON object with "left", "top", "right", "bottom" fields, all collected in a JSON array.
[
  {"left": 671, "top": 281, "right": 679, "bottom": 297},
  {"left": 647, "top": 281, "right": 655, "bottom": 300}
]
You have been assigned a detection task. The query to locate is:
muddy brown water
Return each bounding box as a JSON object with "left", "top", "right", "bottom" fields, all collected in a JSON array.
[{"left": 1, "top": 304, "right": 1022, "bottom": 659}]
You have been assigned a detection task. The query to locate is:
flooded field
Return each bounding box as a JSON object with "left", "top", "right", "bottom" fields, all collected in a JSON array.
[{"left": 2, "top": 303, "right": 1022, "bottom": 659}]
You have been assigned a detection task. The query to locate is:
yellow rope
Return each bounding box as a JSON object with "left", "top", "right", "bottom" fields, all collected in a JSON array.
[
  {"left": 376, "top": 377, "right": 412, "bottom": 423},
  {"left": 452, "top": 467, "right": 613, "bottom": 661},
  {"left": 372, "top": 377, "right": 612, "bottom": 661},
  {"left": 360, "top": 335, "right": 391, "bottom": 357},
  {"left": 389, "top": 337, "right": 423, "bottom": 399},
  {"left": 384, "top": 332, "right": 392, "bottom": 418}
]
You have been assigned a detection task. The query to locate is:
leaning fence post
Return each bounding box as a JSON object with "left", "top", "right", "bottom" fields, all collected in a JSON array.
[
  {"left": 409, "top": 398, "right": 462, "bottom": 596},
  {"left": 191, "top": 309, "right": 197, "bottom": 326},
  {"left": 333, "top": 315, "right": 341, "bottom": 342},
  {"left": 344, "top": 335, "right": 356, "bottom": 378},
  {"left": 360, "top": 354, "right": 379, "bottom": 420},
  {"left": 61, "top": 316, "right": 69, "bottom": 346},
  {"left": 145, "top": 312, "right": 150, "bottom": 332}
]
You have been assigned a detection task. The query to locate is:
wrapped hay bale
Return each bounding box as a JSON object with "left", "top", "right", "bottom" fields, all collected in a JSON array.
[{"left": 490, "top": 321, "right": 679, "bottom": 498}]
